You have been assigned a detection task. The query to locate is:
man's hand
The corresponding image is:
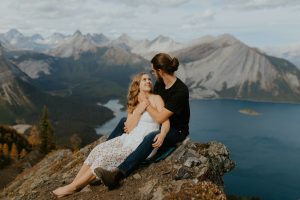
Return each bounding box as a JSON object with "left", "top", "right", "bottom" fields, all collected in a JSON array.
[{"left": 152, "top": 133, "right": 166, "bottom": 148}]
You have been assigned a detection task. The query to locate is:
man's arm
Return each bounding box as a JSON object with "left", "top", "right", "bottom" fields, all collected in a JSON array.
[
  {"left": 149, "top": 95, "right": 170, "bottom": 148},
  {"left": 146, "top": 104, "right": 173, "bottom": 124}
]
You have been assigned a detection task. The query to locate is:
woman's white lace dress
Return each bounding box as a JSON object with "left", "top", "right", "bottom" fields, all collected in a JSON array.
[{"left": 84, "top": 111, "right": 159, "bottom": 174}]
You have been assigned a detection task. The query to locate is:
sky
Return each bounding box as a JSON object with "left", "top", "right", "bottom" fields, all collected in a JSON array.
[{"left": 0, "top": 0, "right": 299, "bottom": 48}]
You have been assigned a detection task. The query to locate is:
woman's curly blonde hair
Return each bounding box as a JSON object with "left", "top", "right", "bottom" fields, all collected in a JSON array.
[{"left": 127, "top": 72, "right": 151, "bottom": 113}]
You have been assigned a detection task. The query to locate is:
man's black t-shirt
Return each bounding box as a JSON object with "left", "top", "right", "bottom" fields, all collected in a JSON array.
[{"left": 153, "top": 78, "right": 190, "bottom": 134}]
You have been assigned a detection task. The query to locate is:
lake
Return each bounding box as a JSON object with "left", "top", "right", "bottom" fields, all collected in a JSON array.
[{"left": 96, "top": 99, "right": 300, "bottom": 200}]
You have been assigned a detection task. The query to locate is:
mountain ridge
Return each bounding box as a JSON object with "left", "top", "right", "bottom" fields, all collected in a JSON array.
[{"left": 2, "top": 29, "right": 300, "bottom": 103}]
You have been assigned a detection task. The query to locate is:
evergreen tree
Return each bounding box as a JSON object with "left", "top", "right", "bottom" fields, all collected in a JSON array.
[
  {"left": 28, "top": 125, "right": 40, "bottom": 147},
  {"left": 3, "top": 143, "right": 9, "bottom": 158},
  {"left": 19, "top": 148, "right": 28, "bottom": 159},
  {"left": 10, "top": 143, "right": 18, "bottom": 161},
  {"left": 39, "top": 106, "right": 55, "bottom": 154}
]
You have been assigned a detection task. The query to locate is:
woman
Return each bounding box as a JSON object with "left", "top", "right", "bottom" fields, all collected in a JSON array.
[{"left": 52, "top": 72, "right": 169, "bottom": 198}]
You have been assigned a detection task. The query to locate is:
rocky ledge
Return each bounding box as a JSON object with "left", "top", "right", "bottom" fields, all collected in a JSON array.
[{"left": 0, "top": 136, "right": 235, "bottom": 200}]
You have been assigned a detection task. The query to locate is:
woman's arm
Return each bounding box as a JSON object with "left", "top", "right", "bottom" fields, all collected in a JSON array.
[{"left": 124, "top": 101, "right": 149, "bottom": 133}]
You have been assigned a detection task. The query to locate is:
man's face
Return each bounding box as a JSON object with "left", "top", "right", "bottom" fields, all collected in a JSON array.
[{"left": 150, "top": 64, "right": 163, "bottom": 82}]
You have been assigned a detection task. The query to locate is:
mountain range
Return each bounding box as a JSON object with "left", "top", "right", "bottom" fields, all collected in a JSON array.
[
  {"left": 1, "top": 29, "right": 300, "bottom": 104},
  {"left": 1, "top": 29, "right": 300, "bottom": 147}
]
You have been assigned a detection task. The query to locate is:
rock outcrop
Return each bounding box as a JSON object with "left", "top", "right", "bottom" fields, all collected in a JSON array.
[{"left": 0, "top": 136, "right": 235, "bottom": 200}]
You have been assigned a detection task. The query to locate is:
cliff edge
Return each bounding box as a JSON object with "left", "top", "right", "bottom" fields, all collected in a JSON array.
[{"left": 0, "top": 136, "right": 235, "bottom": 200}]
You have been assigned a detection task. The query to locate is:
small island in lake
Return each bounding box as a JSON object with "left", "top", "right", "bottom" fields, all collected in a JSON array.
[{"left": 239, "top": 108, "right": 261, "bottom": 116}]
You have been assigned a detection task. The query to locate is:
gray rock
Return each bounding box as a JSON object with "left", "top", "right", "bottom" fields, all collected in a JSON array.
[
  {"left": 184, "top": 157, "right": 201, "bottom": 167},
  {"left": 199, "top": 155, "right": 208, "bottom": 164},
  {"left": 139, "top": 179, "right": 158, "bottom": 196},
  {"left": 80, "top": 185, "right": 92, "bottom": 193},
  {"left": 175, "top": 167, "right": 192, "bottom": 180},
  {"left": 151, "top": 187, "right": 165, "bottom": 200},
  {"left": 208, "top": 141, "right": 229, "bottom": 157},
  {"left": 133, "top": 173, "right": 142, "bottom": 179}
]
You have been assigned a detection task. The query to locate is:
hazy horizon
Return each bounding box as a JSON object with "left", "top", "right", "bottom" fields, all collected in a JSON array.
[{"left": 1, "top": 0, "right": 299, "bottom": 48}]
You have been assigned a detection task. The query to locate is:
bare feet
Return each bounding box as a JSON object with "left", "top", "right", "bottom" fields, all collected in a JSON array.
[{"left": 52, "top": 185, "right": 77, "bottom": 198}]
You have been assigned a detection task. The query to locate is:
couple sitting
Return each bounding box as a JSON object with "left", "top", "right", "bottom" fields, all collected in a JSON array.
[{"left": 52, "top": 53, "right": 190, "bottom": 198}]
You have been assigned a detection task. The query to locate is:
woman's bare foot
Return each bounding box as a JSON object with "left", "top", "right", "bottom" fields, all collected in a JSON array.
[{"left": 52, "top": 185, "right": 77, "bottom": 198}]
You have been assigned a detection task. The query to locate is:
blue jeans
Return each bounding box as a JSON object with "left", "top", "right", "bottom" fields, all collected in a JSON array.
[
  {"left": 107, "top": 118, "right": 188, "bottom": 177},
  {"left": 107, "top": 117, "right": 126, "bottom": 140}
]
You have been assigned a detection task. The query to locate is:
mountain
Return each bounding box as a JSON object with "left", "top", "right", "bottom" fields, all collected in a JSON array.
[
  {"left": 0, "top": 29, "right": 49, "bottom": 52},
  {"left": 0, "top": 43, "right": 32, "bottom": 107},
  {"left": 173, "top": 34, "right": 300, "bottom": 103},
  {"left": 30, "top": 34, "right": 44, "bottom": 42},
  {"left": 0, "top": 137, "right": 234, "bottom": 199},
  {"left": 48, "top": 30, "right": 99, "bottom": 59},
  {"left": 131, "top": 35, "right": 181, "bottom": 59},
  {"left": 38, "top": 33, "right": 67, "bottom": 46},
  {"left": 110, "top": 34, "right": 139, "bottom": 51},
  {"left": 87, "top": 33, "right": 110, "bottom": 46},
  {"left": 9, "top": 45, "right": 148, "bottom": 103},
  {"left": 183, "top": 35, "right": 216, "bottom": 48},
  {"left": 264, "top": 44, "right": 300, "bottom": 69},
  {"left": 6, "top": 51, "right": 54, "bottom": 79},
  {"left": 1, "top": 43, "right": 114, "bottom": 147}
]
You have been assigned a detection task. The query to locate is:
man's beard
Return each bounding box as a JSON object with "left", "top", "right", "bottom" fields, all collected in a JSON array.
[{"left": 156, "top": 73, "right": 163, "bottom": 83}]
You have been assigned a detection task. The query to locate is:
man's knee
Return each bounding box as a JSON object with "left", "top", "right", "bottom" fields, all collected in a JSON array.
[
  {"left": 107, "top": 117, "right": 127, "bottom": 140},
  {"left": 118, "top": 117, "right": 126, "bottom": 125}
]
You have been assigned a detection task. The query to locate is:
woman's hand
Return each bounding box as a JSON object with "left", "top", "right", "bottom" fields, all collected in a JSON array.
[
  {"left": 152, "top": 133, "right": 166, "bottom": 148},
  {"left": 134, "top": 101, "right": 149, "bottom": 115}
]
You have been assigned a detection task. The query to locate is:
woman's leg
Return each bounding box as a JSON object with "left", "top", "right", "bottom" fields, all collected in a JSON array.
[
  {"left": 72, "top": 164, "right": 91, "bottom": 183},
  {"left": 52, "top": 167, "right": 96, "bottom": 197}
]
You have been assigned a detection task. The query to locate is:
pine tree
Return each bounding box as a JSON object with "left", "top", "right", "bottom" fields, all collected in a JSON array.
[
  {"left": 28, "top": 125, "right": 40, "bottom": 147},
  {"left": 3, "top": 143, "right": 9, "bottom": 158},
  {"left": 19, "top": 148, "right": 28, "bottom": 159},
  {"left": 0, "top": 143, "right": 2, "bottom": 156},
  {"left": 10, "top": 143, "right": 18, "bottom": 161},
  {"left": 39, "top": 106, "right": 56, "bottom": 154}
]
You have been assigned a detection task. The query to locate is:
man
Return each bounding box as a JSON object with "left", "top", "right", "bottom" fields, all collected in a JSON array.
[{"left": 95, "top": 53, "right": 190, "bottom": 189}]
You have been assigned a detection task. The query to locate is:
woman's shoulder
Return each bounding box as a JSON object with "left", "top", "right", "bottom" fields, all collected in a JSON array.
[
  {"left": 148, "top": 94, "right": 164, "bottom": 108},
  {"left": 148, "top": 94, "right": 162, "bottom": 101}
]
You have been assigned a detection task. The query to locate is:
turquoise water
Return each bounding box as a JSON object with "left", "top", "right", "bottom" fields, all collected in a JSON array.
[
  {"left": 189, "top": 100, "right": 300, "bottom": 200},
  {"left": 97, "top": 99, "right": 300, "bottom": 200}
]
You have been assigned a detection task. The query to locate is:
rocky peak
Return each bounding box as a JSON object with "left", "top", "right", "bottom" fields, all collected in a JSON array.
[
  {"left": 87, "top": 33, "right": 110, "bottom": 45},
  {"left": 118, "top": 33, "right": 132, "bottom": 41},
  {"left": 0, "top": 136, "right": 234, "bottom": 199},
  {"left": 216, "top": 33, "right": 241, "bottom": 46},
  {"left": 5, "top": 28, "right": 24, "bottom": 40},
  {"left": 30, "top": 34, "right": 44, "bottom": 41},
  {"left": 73, "top": 30, "right": 83, "bottom": 37},
  {"left": 152, "top": 35, "right": 174, "bottom": 43}
]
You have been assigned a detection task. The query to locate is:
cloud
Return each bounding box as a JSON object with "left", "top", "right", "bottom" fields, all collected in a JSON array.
[
  {"left": 0, "top": 0, "right": 137, "bottom": 36},
  {"left": 224, "top": 0, "right": 300, "bottom": 10},
  {"left": 112, "top": 0, "right": 191, "bottom": 7},
  {"left": 182, "top": 8, "right": 216, "bottom": 30}
]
